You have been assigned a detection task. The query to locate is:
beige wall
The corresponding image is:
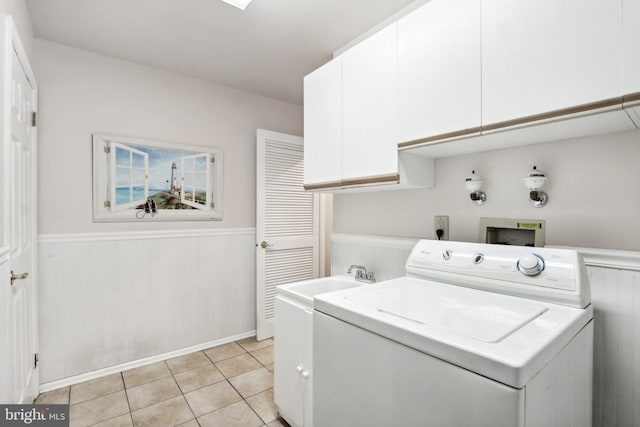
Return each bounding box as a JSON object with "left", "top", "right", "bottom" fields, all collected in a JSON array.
[
  {"left": 34, "top": 39, "right": 303, "bottom": 234},
  {"left": 334, "top": 130, "right": 640, "bottom": 251},
  {"left": 1, "top": 0, "right": 33, "bottom": 54},
  {"left": 32, "top": 39, "right": 303, "bottom": 383}
]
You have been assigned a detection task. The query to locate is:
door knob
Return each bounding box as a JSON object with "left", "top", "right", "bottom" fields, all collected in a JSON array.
[
  {"left": 10, "top": 271, "right": 28, "bottom": 286},
  {"left": 260, "top": 241, "right": 272, "bottom": 249}
]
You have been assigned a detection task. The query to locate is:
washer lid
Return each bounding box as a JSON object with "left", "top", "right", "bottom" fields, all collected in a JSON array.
[
  {"left": 315, "top": 276, "right": 593, "bottom": 388},
  {"left": 346, "top": 281, "right": 547, "bottom": 343}
]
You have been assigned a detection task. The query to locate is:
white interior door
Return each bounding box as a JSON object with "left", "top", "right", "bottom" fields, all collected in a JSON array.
[
  {"left": 0, "top": 18, "right": 39, "bottom": 404},
  {"left": 256, "top": 129, "right": 319, "bottom": 340}
]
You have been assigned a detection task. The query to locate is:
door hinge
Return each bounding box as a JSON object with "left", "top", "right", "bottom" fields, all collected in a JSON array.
[
  {"left": 104, "top": 201, "right": 111, "bottom": 208},
  {"left": 34, "top": 353, "right": 38, "bottom": 369},
  {"left": 210, "top": 157, "right": 215, "bottom": 163},
  {"left": 31, "top": 112, "right": 37, "bottom": 127},
  {"left": 103, "top": 146, "right": 111, "bottom": 154},
  {"left": 210, "top": 202, "right": 215, "bottom": 208}
]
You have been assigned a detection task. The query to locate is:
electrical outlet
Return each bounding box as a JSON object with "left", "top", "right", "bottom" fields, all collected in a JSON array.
[{"left": 434, "top": 215, "right": 449, "bottom": 241}]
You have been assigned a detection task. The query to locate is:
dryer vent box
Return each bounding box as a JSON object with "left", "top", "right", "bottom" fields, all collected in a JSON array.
[{"left": 479, "top": 218, "right": 545, "bottom": 247}]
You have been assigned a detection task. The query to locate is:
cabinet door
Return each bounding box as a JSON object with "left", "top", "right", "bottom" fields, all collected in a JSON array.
[
  {"left": 397, "top": 0, "right": 481, "bottom": 143},
  {"left": 482, "top": 0, "right": 622, "bottom": 125},
  {"left": 274, "top": 296, "right": 306, "bottom": 427},
  {"left": 342, "top": 23, "right": 398, "bottom": 181},
  {"left": 623, "top": 0, "right": 640, "bottom": 95},
  {"left": 303, "top": 57, "right": 343, "bottom": 187}
]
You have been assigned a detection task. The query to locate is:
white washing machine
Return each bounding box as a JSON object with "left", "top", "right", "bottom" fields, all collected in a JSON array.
[{"left": 313, "top": 240, "right": 593, "bottom": 427}]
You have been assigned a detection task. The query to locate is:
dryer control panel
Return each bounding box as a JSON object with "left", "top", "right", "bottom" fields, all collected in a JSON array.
[{"left": 405, "top": 240, "right": 590, "bottom": 308}]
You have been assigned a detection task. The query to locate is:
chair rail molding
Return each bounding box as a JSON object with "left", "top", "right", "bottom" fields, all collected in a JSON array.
[{"left": 38, "top": 227, "right": 256, "bottom": 244}]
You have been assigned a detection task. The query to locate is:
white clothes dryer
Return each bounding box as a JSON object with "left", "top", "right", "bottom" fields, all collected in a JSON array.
[{"left": 313, "top": 240, "right": 593, "bottom": 427}]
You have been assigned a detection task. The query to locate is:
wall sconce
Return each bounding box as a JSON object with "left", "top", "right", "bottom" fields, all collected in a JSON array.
[
  {"left": 465, "top": 170, "right": 486, "bottom": 205},
  {"left": 523, "top": 166, "right": 548, "bottom": 208}
]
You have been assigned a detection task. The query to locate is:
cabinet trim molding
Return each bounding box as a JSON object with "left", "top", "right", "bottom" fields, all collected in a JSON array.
[
  {"left": 304, "top": 180, "right": 344, "bottom": 191},
  {"left": 623, "top": 91, "right": 640, "bottom": 106},
  {"left": 304, "top": 174, "right": 400, "bottom": 191},
  {"left": 341, "top": 173, "right": 400, "bottom": 188},
  {"left": 398, "top": 126, "right": 483, "bottom": 149},
  {"left": 482, "top": 96, "right": 623, "bottom": 132},
  {"left": 398, "top": 96, "right": 625, "bottom": 151}
]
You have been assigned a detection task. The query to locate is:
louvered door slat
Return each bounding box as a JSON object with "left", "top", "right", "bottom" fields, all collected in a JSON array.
[
  {"left": 265, "top": 139, "right": 314, "bottom": 241},
  {"left": 256, "top": 130, "right": 319, "bottom": 339}
]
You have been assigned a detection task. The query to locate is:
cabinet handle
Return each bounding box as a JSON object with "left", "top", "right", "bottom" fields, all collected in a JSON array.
[
  {"left": 296, "top": 365, "right": 303, "bottom": 373},
  {"left": 301, "top": 370, "right": 309, "bottom": 379}
]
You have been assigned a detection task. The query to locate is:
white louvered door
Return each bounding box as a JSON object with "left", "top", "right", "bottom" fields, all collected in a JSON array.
[{"left": 256, "top": 129, "right": 319, "bottom": 340}]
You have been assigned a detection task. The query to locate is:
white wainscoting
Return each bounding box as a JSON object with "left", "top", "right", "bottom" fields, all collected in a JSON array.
[
  {"left": 38, "top": 228, "right": 256, "bottom": 386},
  {"left": 575, "top": 247, "right": 640, "bottom": 427}
]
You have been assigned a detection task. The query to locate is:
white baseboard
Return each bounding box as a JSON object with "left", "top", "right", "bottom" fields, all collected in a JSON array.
[{"left": 39, "top": 330, "right": 256, "bottom": 393}]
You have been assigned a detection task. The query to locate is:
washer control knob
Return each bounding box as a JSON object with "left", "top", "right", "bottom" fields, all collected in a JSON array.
[
  {"left": 473, "top": 253, "right": 484, "bottom": 264},
  {"left": 442, "top": 250, "right": 452, "bottom": 260},
  {"left": 518, "top": 254, "right": 544, "bottom": 276}
]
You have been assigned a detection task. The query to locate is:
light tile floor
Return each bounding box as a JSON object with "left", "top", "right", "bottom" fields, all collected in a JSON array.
[{"left": 34, "top": 337, "right": 291, "bottom": 427}]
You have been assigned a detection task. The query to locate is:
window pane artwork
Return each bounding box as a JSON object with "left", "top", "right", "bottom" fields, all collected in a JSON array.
[
  {"left": 93, "top": 135, "right": 223, "bottom": 222},
  {"left": 181, "top": 153, "right": 210, "bottom": 209},
  {"left": 111, "top": 142, "right": 149, "bottom": 211}
]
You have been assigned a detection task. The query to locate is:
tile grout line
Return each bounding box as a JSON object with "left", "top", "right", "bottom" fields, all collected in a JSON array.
[
  {"left": 202, "top": 342, "right": 249, "bottom": 365},
  {"left": 122, "top": 367, "right": 200, "bottom": 426},
  {"left": 123, "top": 360, "right": 196, "bottom": 425},
  {"left": 196, "top": 340, "right": 276, "bottom": 425},
  {"left": 205, "top": 370, "right": 269, "bottom": 425},
  {"left": 168, "top": 357, "right": 199, "bottom": 425},
  {"left": 69, "top": 389, "right": 124, "bottom": 408},
  {"left": 120, "top": 371, "right": 135, "bottom": 427},
  {"left": 47, "top": 339, "right": 277, "bottom": 427},
  {"left": 234, "top": 341, "right": 276, "bottom": 425}
]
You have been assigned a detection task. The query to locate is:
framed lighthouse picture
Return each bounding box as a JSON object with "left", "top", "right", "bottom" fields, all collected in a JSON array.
[{"left": 92, "top": 134, "right": 223, "bottom": 222}]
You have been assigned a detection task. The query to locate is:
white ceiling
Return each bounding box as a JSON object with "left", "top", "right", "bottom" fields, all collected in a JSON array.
[{"left": 25, "top": 0, "right": 418, "bottom": 105}]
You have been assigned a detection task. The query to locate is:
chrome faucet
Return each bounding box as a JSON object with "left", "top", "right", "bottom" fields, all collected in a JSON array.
[{"left": 347, "top": 265, "right": 376, "bottom": 284}]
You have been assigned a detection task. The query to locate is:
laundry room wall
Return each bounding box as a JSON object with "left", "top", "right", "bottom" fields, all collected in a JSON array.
[
  {"left": 332, "top": 130, "right": 640, "bottom": 427},
  {"left": 34, "top": 39, "right": 303, "bottom": 386},
  {"left": 333, "top": 130, "right": 640, "bottom": 252},
  {"left": 0, "top": 1, "right": 33, "bottom": 51}
]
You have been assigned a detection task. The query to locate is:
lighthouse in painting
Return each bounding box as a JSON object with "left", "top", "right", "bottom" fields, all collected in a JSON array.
[{"left": 170, "top": 162, "right": 179, "bottom": 195}]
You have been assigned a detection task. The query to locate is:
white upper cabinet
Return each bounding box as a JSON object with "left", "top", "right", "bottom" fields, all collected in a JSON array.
[
  {"left": 623, "top": 0, "right": 640, "bottom": 95},
  {"left": 303, "top": 57, "right": 343, "bottom": 188},
  {"left": 481, "top": 0, "right": 623, "bottom": 125},
  {"left": 396, "top": 0, "right": 481, "bottom": 143},
  {"left": 342, "top": 23, "right": 398, "bottom": 182}
]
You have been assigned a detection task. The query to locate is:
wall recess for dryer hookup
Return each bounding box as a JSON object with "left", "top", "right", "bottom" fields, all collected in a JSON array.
[{"left": 434, "top": 215, "right": 449, "bottom": 241}]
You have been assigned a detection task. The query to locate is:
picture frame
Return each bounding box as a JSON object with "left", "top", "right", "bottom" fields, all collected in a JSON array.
[{"left": 92, "top": 134, "right": 223, "bottom": 222}]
